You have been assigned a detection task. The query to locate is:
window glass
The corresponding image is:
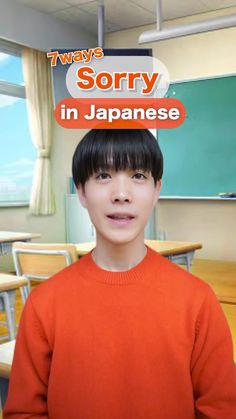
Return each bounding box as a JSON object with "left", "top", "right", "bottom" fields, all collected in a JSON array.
[
  {"left": 0, "top": 52, "right": 24, "bottom": 84},
  {"left": 0, "top": 47, "right": 35, "bottom": 205}
]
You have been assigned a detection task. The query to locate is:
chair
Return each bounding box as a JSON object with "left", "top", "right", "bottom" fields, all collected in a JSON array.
[
  {"left": 0, "top": 275, "right": 28, "bottom": 341},
  {"left": 12, "top": 242, "right": 78, "bottom": 297},
  {"left": 0, "top": 339, "right": 15, "bottom": 410}
]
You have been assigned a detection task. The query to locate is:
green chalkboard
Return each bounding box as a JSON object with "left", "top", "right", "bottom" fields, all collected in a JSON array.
[{"left": 158, "top": 75, "right": 236, "bottom": 198}]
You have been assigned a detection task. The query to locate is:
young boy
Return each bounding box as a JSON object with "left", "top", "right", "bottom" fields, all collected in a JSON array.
[{"left": 4, "top": 129, "right": 236, "bottom": 418}]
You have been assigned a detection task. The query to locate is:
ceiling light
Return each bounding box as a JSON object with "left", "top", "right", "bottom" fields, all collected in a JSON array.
[{"left": 139, "top": 1, "right": 236, "bottom": 44}]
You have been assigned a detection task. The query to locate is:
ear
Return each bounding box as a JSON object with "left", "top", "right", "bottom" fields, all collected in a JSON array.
[
  {"left": 152, "top": 180, "right": 162, "bottom": 208},
  {"left": 76, "top": 184, "right": 88, "bottom": 208}
]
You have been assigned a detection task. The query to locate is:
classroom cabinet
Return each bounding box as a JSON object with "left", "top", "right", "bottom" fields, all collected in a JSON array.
[{"left": 65, "top": 194, "right": 95, "bottom": 243}]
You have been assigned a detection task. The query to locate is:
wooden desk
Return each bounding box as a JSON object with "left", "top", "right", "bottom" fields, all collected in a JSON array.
[
  {"left": 0, "top": 275, "right": 28, "bottom": 293},
  {"left": 0, "top": 275, "right": 28, "bottom": 341},
  {"left": 0, "top": 231, "right": 40, "bottom": 257},
  {"left": 221, "top": 303, "right": 236, "bottom": 361},
  {"left": 0, "top": 340, "right": 15, "bottom": 410},
  {"left": 0, "top": 340, "right": 14, "bottom": 378},
  {"left": 76, "top": 240, "right": 202, "bottom": 271}
]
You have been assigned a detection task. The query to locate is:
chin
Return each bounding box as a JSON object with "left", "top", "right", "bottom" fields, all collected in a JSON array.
[{"left": 104, "top": 231, "right": 142, "bottom": 246}]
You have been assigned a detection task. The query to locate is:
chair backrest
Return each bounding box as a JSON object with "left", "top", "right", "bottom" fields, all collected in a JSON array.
[{"left": 12, "top": 242, "right": 78, "bottom": 281}]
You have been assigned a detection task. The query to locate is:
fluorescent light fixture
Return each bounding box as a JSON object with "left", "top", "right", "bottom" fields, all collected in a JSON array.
[{"left": 139, "top": 9, "right": 236, "bottom": 44}]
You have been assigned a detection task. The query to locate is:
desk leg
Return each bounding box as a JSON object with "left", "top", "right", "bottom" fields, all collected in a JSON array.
[
  {"left": 168, "top": 251, "right": 195, "bottom": 272},
  {"left": 0, "top": 377, "right": 9, "bottom": 410},
  {"left": 186, "top": 251, "right": 194, "bottom": 272}
]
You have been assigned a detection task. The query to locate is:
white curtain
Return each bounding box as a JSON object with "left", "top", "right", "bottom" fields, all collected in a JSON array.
[{"left": 22, "top": 47, "right": 55, "bottom": 215}]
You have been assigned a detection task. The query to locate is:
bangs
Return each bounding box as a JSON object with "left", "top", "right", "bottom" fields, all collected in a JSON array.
[
  {"left": 72, "top": 129, "right": 163, "bottom": 187},
  {"left": 85, "top": 131, "right": 154, "bottom": 174}
]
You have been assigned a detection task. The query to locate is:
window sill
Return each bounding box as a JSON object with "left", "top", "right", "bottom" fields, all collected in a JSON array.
[{"left": 0, "top": 201, "right": 29, "bottom": 208}]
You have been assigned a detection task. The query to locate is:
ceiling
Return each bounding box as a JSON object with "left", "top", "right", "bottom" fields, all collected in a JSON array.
[{"left": 13, "top": 0, "right": 236, "bottom": 36}]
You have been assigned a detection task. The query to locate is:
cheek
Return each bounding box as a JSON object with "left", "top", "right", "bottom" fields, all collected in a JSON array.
[
  {"left": 83, "top": 188, "right": 106, "bottom": 218},
  {"left": 137, "top": 187, "right": 157, "bottom": 207}
]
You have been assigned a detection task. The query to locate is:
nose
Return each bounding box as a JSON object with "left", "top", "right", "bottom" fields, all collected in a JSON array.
[{"left": 111, "top": 176, "right": 132, "bottom": 204}]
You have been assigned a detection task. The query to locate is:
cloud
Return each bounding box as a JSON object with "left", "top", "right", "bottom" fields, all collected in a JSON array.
[
  {"left": 0, "top": 94, "right": 21, "bottom": 108},
  {"left": 3, "top": 158, "right": 35, "bottom": 169},
  {"left": 12, "top": 171, "right": 34, "bottom": 180},
  {"left": 0, "top": 176, "right": 16, "bottom": 192},
  {"left": 0, "top": 52, "right": 9, "bottom": 64}
]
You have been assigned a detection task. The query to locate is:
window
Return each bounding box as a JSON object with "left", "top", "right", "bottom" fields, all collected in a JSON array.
[{"left": 0, "top": 39, "right": 36, "bottom": 206}]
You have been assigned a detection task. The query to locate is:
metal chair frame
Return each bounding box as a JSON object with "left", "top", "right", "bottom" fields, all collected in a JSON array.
[
  {"left": 12, "top": 247, "right": 75, "bottom": 297},
  {"left": 0, "top": 291, "right": 16, "bottom": 341}
]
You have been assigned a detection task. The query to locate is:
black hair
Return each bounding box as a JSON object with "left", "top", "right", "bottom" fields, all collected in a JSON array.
[{"left": 72, "top": 129, "right": 163, "bottom": 188}]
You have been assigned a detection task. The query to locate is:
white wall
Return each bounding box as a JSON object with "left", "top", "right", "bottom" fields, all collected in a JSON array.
[
  {"left": 0, "top": 0, "right": 96, "bottom": 271},
  {"left": 106, "top": 9, "right": 236, "bottom": 261}
]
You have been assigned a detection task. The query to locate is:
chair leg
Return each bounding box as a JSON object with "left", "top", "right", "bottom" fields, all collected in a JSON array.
[
  {"left": 20, "top": 284, "right": 29, "bottom": 304},
  {"left": 1, "top": 292, "right": 16, "bottom": 340},
  {"left": 0, "top": 376, "right": 9, "bottom": 410}
]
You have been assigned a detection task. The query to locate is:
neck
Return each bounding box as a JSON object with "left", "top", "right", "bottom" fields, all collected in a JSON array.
[{"left": 92, "top": 235, "right": 147, "bottom": 272}]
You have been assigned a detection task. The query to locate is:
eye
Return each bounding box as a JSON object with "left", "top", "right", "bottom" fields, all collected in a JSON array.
[
  {"left": 95, "top": 172, "right": 111, "bottom": 181},
  {"left": 132, "top": 172, "right": 148, "bottom": 180}
]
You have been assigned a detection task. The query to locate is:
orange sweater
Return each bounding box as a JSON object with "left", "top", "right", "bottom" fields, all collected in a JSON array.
[{"left": 4, "top": 247, "right": 236, "bottom": 418}]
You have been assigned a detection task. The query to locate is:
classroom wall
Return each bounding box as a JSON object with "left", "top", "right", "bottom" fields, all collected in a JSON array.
[
  {"left": 106, "top": 8, "right": 236, "bottom": 261},
  {"left": 1, "top": 6, "right": 236, "bottom": 269},
  {"left": 0, "top": 0, "right": 96, "bottom": 271},
  {"left": 0, "top": 0, "right": 95, "bottom": 51}
]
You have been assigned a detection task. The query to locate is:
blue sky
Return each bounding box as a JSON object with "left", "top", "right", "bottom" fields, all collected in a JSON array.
[{"left": 0, "top": 52, "right": 36, "bottom": 201}]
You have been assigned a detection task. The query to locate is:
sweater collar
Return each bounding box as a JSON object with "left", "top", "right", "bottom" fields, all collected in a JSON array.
[{"left": 80, "top": 245, "right": 155, "bottom": 285}]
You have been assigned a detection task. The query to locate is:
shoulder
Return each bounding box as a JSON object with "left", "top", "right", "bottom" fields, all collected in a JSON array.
[
  {"left": 29, "top": 253, "right": 91, "bottom": 307},
  {"left": 147, "top": 248, "right": 226, "bottom": 335},
  {"left": 147, "top": 246, "right": 216, "bottom": 307},
  {"left": 21, "top": 254, "right": 91, "bottom": 340}
]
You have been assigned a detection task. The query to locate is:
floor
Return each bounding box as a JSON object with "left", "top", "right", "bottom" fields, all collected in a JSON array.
[
  {"left": 192, "top": 259, "right": 236, "bottom": 358},
  {"left": 192, "top": 259, "right": 236, "bottom": 304}
]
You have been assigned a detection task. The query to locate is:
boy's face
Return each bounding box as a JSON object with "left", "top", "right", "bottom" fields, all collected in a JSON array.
[{"left": 77, "top": 169, "right": 161, "bottom": 246}]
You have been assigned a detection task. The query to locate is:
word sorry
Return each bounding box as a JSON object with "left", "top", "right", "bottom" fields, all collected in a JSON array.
[
  {"left": 76, "top": 67, "right": 160, "bottom": 95},
  {"left": 47, "top": 48, "right": 104, "bottom": 66}
]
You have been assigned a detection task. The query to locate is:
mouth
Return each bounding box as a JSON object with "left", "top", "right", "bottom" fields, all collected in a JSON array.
[
  {"left": 107, "top": 213, "right": 135, "bottom": 220},
  {"left": 106, "top": 213, "right": 136, "bottom": 226}
]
